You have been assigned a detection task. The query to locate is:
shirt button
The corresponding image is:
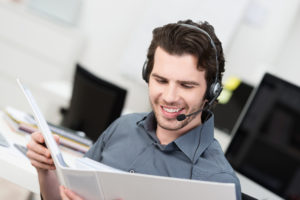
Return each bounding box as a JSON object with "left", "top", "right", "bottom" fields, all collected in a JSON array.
[{"left": 129, "top": 169, "right": 135, "bottom": 173}]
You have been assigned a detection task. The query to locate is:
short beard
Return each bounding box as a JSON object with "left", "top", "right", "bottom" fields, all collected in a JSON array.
[
  {"left": 149, "top": 96, "right": 201, "bottom": 131},
  {"left": 155, "top": 109, "right": 198, "bottom": 131}
]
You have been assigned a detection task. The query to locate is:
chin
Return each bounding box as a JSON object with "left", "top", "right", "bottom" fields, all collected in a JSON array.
[{"left": 156, "top": 116, "right": 188, "bottom": 131}]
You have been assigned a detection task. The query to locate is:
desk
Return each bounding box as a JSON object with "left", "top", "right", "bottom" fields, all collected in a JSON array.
[
  {"left": 0, "top": 111, "right": 283, "bottom": 199},
  {"left": 0, "top": 111, "right": 79, "bottom": 194}
]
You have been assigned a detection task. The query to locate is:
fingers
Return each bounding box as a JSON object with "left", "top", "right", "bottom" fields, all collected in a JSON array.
[
  {"left": 65, "top": 188, "right": 83, "bottom": 200},
  {"left": 31, "top": 131, "right": 45, "bottom": 144},
  {"left": 26, "top": 131, "right": 55, "bottom": 170},
  {"left": 60, "top": 186, "right": 69, "bottom": 200},
  {"left": 60, "top": 186, "right": 83, "bottom": 200},
  {"left": 26, "top": 148, "right": 54, "bottom": 165},
  {"left": 29, "top": 159, "right": 56, "bottom": 170},
  {"left": 60, "top": 185, "right": 70, "bottom": 200},
  {"left": 27, "top": 137, "right": 51, "bottom": 158}
]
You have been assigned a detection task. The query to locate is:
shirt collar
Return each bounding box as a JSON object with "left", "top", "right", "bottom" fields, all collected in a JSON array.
[
  {"left": 137, "top": 112, "right": 156, "bottom": 131},
  {"left": 137, "top": 112, "right": 160, "bottom": 143},
  {"left": 137, "top": 111, "right": 215, "bottom": 160},
  {"left": 174, "top": 113, "right": 214, "bottom": 163}
]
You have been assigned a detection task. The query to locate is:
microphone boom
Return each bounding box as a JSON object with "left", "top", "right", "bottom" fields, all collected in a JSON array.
[{"left": 176, "top": 108, "right": 204, "bottom": 121}]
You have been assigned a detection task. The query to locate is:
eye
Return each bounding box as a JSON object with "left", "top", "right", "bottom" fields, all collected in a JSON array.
[
  {"left": 156, "top": 78, "right": 167, "bottom": 84},
  {"left": 181, "top": 83, "right": 194, "bottom": 89}
]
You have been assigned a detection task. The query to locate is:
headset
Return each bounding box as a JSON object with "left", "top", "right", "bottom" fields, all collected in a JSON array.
[{"left": 142, "top": 23, "right": 223, "bottom": 109}]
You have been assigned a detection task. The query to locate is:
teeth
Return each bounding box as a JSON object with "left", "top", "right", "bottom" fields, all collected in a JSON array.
[{"left": 163, "top": 107, "right": 180, "bottom": 113}]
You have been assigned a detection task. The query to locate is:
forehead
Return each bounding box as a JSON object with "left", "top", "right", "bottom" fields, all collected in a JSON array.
[{"left": 152, "top": 47, "right": 206, "bottom": 83}]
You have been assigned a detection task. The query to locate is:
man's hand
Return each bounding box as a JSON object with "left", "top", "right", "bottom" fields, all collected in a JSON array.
[
  {"left": 26, "top": 131, "right": 59, "bottom": 170},
  {"left": 60, "top": 185, "right": 83, "bottom": 200}
]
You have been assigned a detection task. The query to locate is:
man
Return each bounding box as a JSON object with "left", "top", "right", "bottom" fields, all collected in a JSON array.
[{"left": 27, "top": 19, "right": 241, "bottom": 200}]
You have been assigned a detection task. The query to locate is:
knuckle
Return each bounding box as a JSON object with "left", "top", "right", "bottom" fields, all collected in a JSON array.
[{"left": 43, "top": 149, "right": 49, "bottom": 157}]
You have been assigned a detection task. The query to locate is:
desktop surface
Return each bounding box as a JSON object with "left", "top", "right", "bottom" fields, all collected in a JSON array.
[{"left": 0, "top": 110, "right": 80, "bottom": 194}]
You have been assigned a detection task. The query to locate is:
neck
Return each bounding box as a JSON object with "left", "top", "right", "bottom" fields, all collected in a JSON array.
[{"left": 156, "top": 127, "right": 183, "bottom": 145}]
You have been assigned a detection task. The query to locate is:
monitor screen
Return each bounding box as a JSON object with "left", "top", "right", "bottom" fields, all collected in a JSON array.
[
  {"left": 214, "top": 81, "right": 253, "bottom": 134},
  {"left": 225, "top": 73, "right": 300, "bottom": 200}
]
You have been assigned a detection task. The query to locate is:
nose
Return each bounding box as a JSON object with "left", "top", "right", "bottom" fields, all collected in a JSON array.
[{"left": 162, "top": 84, "right": 179, "bottom": 104}]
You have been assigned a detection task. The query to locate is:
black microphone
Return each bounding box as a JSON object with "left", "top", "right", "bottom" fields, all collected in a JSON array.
[{"left": 176, "top": 108, "right": 205, "bottom": 121}]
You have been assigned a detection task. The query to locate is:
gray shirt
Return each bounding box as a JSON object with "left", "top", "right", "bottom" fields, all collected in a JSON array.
[{"left": 85, "top": 112, "right": 241, "bottom": 200}]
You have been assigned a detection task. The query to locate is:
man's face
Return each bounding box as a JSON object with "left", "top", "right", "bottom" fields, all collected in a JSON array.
[{"left": 148, "top": 47, "right": 207, "bottom": 133}]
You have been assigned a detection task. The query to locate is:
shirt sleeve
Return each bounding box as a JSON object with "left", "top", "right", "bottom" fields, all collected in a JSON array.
[
  {"left": 84, "top": 117, "right": 121, "bottom": 161},
  {"left": 84, "top": 132, "right": 106, "bottom": 161}
]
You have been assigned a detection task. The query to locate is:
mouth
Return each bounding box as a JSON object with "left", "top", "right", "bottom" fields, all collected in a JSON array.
[{"left": 160, "top": 106, "right": 184, "bottom": 118}]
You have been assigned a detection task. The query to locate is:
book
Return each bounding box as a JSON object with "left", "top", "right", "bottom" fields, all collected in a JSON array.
[
  {"left": 17, "top": 78, "right": 236, "bottom": 200},
  {"left": 4, "top": 106, "right": 92, "bottom": 153}
]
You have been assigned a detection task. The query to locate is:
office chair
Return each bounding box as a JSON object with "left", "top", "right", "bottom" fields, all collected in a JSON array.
[{"left": 61, "top": 64, "right": 127, "bottom": 142}]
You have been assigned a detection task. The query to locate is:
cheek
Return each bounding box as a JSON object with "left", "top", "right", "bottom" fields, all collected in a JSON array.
[
  {"left": 148, "top": 82, "right": 161, "bottom": 101},
  {"left": 183, "top": 89, "right": 206, "bottom": 106}
]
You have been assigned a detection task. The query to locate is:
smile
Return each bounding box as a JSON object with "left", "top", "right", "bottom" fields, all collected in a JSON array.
[{"left": 161, "top": 106, "right": 183, "bottom": 113}]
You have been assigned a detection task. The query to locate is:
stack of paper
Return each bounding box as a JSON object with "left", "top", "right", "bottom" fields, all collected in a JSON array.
[{"left": 3, "top": 106, "right": 92, "bottom": 153}]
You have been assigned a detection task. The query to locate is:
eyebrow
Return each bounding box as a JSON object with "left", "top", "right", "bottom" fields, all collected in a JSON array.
[{"left": 151, "top": 73, "right": 200, "bottom": 86}]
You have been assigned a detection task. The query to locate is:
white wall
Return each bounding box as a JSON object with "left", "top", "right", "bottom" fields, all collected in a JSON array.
[
  {"left": 224, "top": 0, "right": 300, "bottom": 87},
  {"left": 77, "top": 0, "right": 151, "bottom": 113},
  {"left": 0, "top": 1, "right": 84, "bottom": 123},
  {"left": 78, "top": 0, "right": 300, "bottom": 116},
  {"left": 271, "top": 8, "right": 300, "bottom": 86}
]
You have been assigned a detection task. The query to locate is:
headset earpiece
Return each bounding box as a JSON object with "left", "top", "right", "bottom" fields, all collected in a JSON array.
[
  {"left": 142, "top": 59, "right": 148, "bottom": 82},
  {"left": 206, "top": 82, "right": 223, "bottom": 107}
]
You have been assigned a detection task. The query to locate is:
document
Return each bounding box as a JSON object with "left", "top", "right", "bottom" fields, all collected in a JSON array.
[{"left": 17, "top": 79, "right": 236, "bottom": 200}]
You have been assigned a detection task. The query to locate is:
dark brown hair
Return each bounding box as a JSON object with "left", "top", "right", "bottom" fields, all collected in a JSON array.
[{"left": 144, "top": 19, "right": 225, "bottom": 92}]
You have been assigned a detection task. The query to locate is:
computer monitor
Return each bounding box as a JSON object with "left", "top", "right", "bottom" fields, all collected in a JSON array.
[
  {"left": 214, "top": 81, "right": 253, "bottom": 134},
  {"left": 61, "top": 64, "right": 127, "bottom": 142},
  {"left": 225, "top": 73, "right": 300, "bottom": 200}
]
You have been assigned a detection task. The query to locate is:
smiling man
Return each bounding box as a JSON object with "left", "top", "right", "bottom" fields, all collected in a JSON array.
[{"left": 26, "top": 20, "right": 241, "bottom": 200}]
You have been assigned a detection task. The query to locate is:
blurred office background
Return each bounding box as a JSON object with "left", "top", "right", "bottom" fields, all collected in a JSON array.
[
  {"left": 0, "top": 0, "right": 300, "bottom": 199},
  {"left": 1, "top": 0, "right": 300, "bottom": 124}
]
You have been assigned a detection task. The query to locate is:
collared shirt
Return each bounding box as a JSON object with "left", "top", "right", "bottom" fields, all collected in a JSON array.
[{"left": 85, "top": 112, "right": 241, "bottom": 200}]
